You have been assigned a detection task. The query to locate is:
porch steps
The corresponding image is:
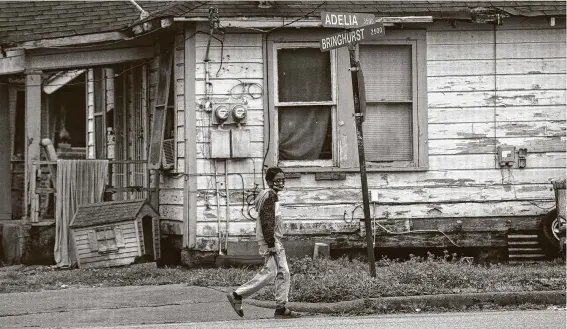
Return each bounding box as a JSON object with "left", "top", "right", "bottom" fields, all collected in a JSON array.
[{"left": 507, "top": 233, "right": 547, "bottom": 263}]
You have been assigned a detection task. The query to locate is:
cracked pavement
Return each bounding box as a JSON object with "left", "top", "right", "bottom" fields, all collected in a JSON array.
[{"left": 0, "top": 285, "right": 275, "bottom": 328}]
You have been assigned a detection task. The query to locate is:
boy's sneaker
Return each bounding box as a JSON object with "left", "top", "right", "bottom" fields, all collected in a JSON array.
[
  {"left": 226, "top": 292, "right": 244, "bottom": 317},
  {"left": 274, "top": 307, "right": 302, "bottom": 319}
]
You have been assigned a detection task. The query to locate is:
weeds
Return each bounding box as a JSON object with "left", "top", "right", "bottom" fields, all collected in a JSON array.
[{"left": 0, "top": 251, "right": 564, "bottom": 306}]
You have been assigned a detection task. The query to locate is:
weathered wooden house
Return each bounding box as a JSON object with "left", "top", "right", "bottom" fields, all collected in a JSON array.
[
  {"left": 70, "top": 199, "right": 160, "bottom": 268},
  {"left": 0, "top": 1, "right": 565, "bottom": 265}
]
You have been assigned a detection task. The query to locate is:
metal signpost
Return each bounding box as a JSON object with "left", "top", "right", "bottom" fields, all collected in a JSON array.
[{"left": 320, "top": 12, "right": 385, "bottom": 278}]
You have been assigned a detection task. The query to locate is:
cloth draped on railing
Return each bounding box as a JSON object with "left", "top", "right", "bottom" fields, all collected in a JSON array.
[{"left": 54, "top": 159, "right": 108, "bottom": 268}]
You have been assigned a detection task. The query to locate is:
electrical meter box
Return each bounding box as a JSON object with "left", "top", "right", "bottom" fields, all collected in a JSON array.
[
  {"left": 231, "top": 129, "right": 250, "bottom": 158},
  {"left": 497, "top": 145, "right": 515, "bottom": 167},
  {"left": 210, "top": 129, "right": 231, "bottom": 158}
]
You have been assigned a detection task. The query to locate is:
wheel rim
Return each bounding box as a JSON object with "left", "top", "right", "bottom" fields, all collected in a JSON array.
[{"left": 551, "top": 216, "right": 566, "bottom": 241}]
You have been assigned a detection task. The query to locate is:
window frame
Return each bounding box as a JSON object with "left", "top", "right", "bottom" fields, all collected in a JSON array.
[
  {"left": 357, "top": 40, "right": 420, "bottom": 169},
  {"left": 264, "top": 29, "right": 427, "bottom": 172},
  {"left": 272, "top": 42, "right": 339, "bottom": 168}
]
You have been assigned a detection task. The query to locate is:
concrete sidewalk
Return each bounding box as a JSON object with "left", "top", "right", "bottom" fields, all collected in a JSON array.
[
  {"left": 0, "top": 285, "right": 274, "bottom": 328},
  {"left": 0, "top": 284, "right": 565, "bottom": 328}
]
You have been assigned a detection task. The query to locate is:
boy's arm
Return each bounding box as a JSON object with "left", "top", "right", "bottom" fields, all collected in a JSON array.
[{"left": 259, "top": 191, "right": 277, "bottom": 248}]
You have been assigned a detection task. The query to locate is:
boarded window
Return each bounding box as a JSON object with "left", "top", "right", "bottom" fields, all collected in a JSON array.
[
  {"left": 359, "top": 45, "right": 415, "bottom": 163},
  {"left": 276, "top": 47, "right": 334, "bottom": 162},
  {"left": 95, "top": 225, "right": 123, "bottom": 253}
]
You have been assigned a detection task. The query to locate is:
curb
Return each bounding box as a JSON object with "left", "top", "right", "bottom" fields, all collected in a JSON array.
[{"left": 245, "top": 291, "right": 566, "bottom": 313}]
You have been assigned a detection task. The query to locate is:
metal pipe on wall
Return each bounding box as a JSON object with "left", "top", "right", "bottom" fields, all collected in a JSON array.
[
  {"left": 225, "top": 159, "right": 230, "bottom": 252},
  {"left": 213, "top": 159, "right": 223, "bottom": 255}
]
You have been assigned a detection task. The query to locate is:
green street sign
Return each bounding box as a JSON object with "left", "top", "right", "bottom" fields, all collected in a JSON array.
[
  {"left": 321, "top": 11, "right": 376, "bottom": 28},
  {"left": 320, "top": 22, "right": 385, "bottom": 52}
]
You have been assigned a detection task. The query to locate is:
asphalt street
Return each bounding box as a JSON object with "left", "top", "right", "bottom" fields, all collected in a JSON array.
[{"left": 84, "top": 310, "right": 566, "bottom": 329}]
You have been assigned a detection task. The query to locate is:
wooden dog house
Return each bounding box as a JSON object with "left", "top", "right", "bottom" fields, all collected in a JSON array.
[{"left": 70, "top": 199, "right": 160, "bottom": 269}]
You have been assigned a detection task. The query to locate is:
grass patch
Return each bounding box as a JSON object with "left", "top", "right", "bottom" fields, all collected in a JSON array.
[
  {"left": 252, "top": 254, "right": 565, "bottom": 303},
  {"left": 1, "top": 252, "right": 564, "bottom": 306}
]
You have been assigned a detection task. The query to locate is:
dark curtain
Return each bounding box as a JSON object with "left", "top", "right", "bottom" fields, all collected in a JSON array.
[
  {"left": 277, "top": 48, "right": 332, "bottom": 160},
  {"left": 279, "top": 106, "right": 330, "bottom": 160}
]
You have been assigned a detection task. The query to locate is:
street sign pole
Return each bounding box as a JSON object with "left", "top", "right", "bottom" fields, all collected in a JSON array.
[
  {"left": 321, "top": 12, "right": 382, "bottom": 277},
  {"left": 348, "top": 45, "right": 376, "bottom": 278}
]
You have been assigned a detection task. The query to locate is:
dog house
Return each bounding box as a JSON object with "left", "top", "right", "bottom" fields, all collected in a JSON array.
[{"left": 70, "top": 199, "right": 160, "bottom": 268}]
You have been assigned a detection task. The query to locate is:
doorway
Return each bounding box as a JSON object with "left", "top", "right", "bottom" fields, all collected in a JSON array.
[{"left": 141, "top": 216, "right": 155, "bottom": 259}]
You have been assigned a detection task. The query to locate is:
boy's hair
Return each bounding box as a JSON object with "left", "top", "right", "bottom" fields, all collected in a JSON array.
[{"left": 265, "top": 167, "right": 284, "bottom": 182}]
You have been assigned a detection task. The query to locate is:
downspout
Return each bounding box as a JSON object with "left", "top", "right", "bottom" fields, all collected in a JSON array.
[
  {"left": 214, "top": 159, "right": 223, "bottom": 254},
  {"left": 225, "top": 159, "right": 230, "bottom": 252}
]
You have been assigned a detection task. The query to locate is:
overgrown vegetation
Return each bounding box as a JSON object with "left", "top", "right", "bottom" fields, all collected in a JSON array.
[{"left": 1, "top": 252, "right": 565, "bottom": 307}]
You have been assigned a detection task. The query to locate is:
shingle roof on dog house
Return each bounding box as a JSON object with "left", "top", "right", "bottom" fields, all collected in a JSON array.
[{"left": 70, "top": 199, "right": 160, "bottom": 268}]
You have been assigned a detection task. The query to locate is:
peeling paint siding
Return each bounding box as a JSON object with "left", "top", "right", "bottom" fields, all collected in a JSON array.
[
  {"left": 429, "top": 121, "right": 565, "bottom": 139},
  {"left": 191, "top": 29, "right": 266, "bottom": 243},
  {"left": 188, "top": 21, "right": 566, "bottom": 250}
]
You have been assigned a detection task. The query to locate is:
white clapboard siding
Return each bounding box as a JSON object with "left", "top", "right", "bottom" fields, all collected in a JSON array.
[
  {"left": 73, "top": 222, "right": 141, "bottom": 268},
  {"left": 185, "top": 24, "right": 566, "bottom": 249}
]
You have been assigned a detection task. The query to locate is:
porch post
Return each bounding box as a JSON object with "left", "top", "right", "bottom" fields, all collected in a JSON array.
[
  {"left": 25, "top": 71, "right": 42, "bottom": 223},
  {"left": 0, "top": 82, "right": 11, "bottom": 220}
]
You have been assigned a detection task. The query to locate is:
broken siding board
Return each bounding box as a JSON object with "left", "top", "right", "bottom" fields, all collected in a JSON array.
[
  {"left": 495, "top": 90, "right": 565, "bottom": 106},
  {"left": 429, "top": 153, "right": 566, "bottom": 170},
  {"left": 497, "top": 74, "right": 565, "bottom": 92},
  {"left": 429, "top": 74, "right": 566, "bottom": 93},
  {"left": 429, "top": 121, "right": 565, "bottom": 139},
  {"left": 496, "top": 106, "right": 567, "bottom": 122},
  {"left": 429, "top": 136, "right": 565, "bottom": 155},
  {"left": 428, "top": 75, "right": 494, "bottom": 92},
  {"left": 497, "top": 58, "right": 566, "bottom": 75},
  {"left": 428, "top": 90, "right": 565, "bottom": 108}
]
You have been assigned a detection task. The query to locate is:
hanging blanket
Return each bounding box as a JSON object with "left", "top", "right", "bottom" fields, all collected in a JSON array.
[{"left": 54, "top": 159, "right": 108, "bottom": 268}]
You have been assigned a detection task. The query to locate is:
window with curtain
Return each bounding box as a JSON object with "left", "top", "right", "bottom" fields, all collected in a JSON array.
[
  {"left": 275, "top": 46, "right": 335, "bottom": 164},
  {"left": 359, "top": 44, "right": 416, "bottom": 164},
  {"left": 267, "top": 30, "right": 427, "bottom": 171}
]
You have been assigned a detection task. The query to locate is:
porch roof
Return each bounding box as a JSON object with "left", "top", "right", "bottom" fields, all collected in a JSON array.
[{"left": 0, "top": 1, "right": 174, "bottom": 44}]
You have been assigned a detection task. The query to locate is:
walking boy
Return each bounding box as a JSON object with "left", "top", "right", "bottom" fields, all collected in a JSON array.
[{"left": 227, "top": 167, "right": 301, "bottom": 319}]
